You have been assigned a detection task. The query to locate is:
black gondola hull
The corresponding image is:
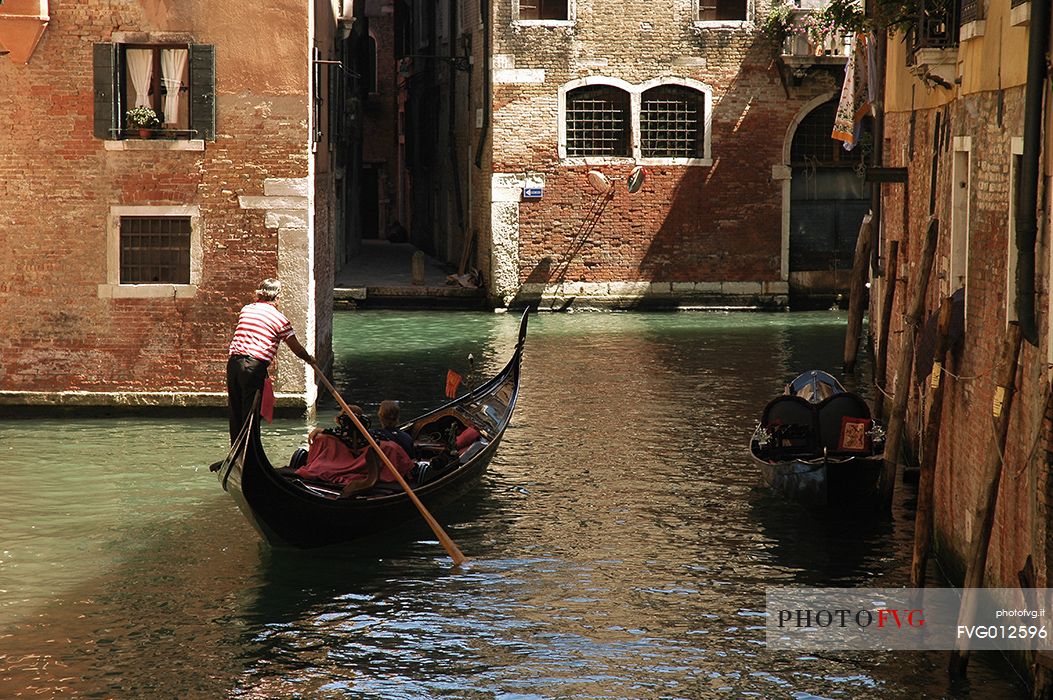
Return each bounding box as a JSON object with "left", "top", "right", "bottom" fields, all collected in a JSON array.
[
  {"left": 754, "top": 454, "right": 890, "bottom": 509},
  {"left": 217, "top": 310, "right": 528, "bottom": 548},
  {"left": 749, "top": 370, "right": 891, "bottom": 511}
]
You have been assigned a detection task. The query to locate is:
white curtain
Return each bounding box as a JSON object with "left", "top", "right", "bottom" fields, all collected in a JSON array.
[
  {"left": 161, "top": 48, "right": 189, "bottom": 126},
  {"left": 127, "top": 49, "right": 153, "bottom": 109}
]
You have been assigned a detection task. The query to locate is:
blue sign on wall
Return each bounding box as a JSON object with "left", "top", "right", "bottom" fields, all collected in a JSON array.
[{"left": 523, "top": 186, "right": 543, "bottom": 198}]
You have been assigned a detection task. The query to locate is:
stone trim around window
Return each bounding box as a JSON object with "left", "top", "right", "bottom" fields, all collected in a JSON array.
[
  {"left": 97, "top": 204, "right": 202, "bottom": 299},
  {"left": 1010, "top": 1, "right": 1031, "bottom": 25},
  {"left": 103, "top": 139, "right": 205, "bottom": 151},
  {"left": 959, "top": 20, "right": 986, "bottom": 41},
  {"left": 692, "top": 0, "right": 753, "bottom": 29},
  {"left": 557, "top": 76, "right": 714, "bottom": 166},
  {"left": 512, "top": 0, "right": 576, "bottom": 26}
]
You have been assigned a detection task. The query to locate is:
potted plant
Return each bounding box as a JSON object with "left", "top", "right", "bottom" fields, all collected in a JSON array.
[
  {"left": 126, "top": 106, "right": 161, "bottom": 138},
  {"left": 759, "top": 2, "right": 797, "bottom": 56}
]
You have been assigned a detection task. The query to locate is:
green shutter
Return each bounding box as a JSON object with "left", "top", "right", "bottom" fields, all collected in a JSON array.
[
  {"left": 92, "top": 43, "right": 116, "bottom": 139},
  {"left": 189, "top": 44, "right": 216, "bottom": 140}
]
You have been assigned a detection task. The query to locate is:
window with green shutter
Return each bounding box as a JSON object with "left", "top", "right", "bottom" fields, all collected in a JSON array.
[{"left": 93, "top": 42, "right": 215, "bottom": 141}]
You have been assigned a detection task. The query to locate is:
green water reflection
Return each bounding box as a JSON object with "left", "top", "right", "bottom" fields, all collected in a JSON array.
[{"left": 0, "top": 310, "right": 1023, "bottom": 698}]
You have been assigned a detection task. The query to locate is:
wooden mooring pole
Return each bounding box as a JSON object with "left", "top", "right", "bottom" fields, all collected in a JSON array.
[
  {"left": 843, "top": 213, "right": 874, "bottom": 373},
  {"left": 873, "top": 240, "right": 899, "bottom": 420},
  {"left": 909, "top": 295, "right": 954, "bottom": 587},
  {"left": 948, "top": 323, "right": 1023, "bottom": 680},
  {"left": 880, "top": 218, "right": 939, "bottom": 509}
]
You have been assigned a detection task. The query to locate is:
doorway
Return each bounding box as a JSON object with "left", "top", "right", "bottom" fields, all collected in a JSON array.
[{"left": 788, "top": 99, "right": 872, "bottom": 307}]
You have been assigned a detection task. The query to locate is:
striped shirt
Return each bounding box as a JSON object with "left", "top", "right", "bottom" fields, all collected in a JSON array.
[{"left": 228, "top": 302, "right": 295, "bottom": 363}]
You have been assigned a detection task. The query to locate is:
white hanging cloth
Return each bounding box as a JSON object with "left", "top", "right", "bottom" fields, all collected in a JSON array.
[
  {"left": 161, "top": 48, "right": 189, "bottom": 125},
  {"left": 127, "top": 49, "right": 154, "bottom": 109}
]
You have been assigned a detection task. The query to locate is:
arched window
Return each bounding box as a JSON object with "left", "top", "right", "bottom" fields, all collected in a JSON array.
[
  {"left": 640, "top": 85, "right": 705, "bottom": 158},
  {"left": 790, "top": 99, "right": 873, "bottom": 166},
  {"left": 565, "top": 85, "right": 630, "bottom": 158}
]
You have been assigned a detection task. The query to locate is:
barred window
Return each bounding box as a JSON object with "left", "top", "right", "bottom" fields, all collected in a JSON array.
[
  {"left": 641, "top": 85, "right": 705, "bottom": 158},
  {"left": 120, "top": 216, "right": 191, "bottom": 284},
  {"left": 565, "top": 85, "right": 630, "bottom": 158},
  {"left": 519, "top": 0, "right": 569, "bottom": 20},
  {"left": 698, "top": 0, "right": 747, "bottom": 21},
  {"left": 790, "top": 99, "right": 872, "bottom": 166}
]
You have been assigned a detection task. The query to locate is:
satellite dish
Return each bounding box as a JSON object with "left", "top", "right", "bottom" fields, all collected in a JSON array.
[
  {"left": 587, "top": 170, "right": 612, "bottom": 193},
  {"left": 627, "top": 165, "right": 646, "bottom": 194}
]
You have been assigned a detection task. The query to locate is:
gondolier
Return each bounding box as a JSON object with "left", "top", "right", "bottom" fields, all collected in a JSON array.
[
  {"left": 213, "top": 308, "right": 530, "bottom": 549},
  {"left": 227, "top": 278, "right": 315, "bottom": 444}
]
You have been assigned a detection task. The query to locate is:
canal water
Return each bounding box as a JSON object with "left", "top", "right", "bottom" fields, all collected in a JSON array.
[{"left": 0, "top": 310, "right": 1025, "bottom": 698}]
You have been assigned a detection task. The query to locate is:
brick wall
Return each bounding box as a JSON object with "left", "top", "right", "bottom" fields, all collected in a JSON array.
[
  {"left": 482, "top": 0, "right": 823, "bottom": 306},
  {"left": 0, "top": 1, "right": 331, "bottom": 407},
  {"left": 880, "top": 87, "right": 1051, "bottom": 589}
]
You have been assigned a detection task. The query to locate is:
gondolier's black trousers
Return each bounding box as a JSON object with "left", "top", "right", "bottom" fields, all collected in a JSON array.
[{"left": 227, "top": 354, "right": 268, "bottom": 446}]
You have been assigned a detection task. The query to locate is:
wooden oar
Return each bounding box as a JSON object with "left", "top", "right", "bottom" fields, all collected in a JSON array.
[{"left": 313, "top": 368, "right": 467, "bottom": 567}]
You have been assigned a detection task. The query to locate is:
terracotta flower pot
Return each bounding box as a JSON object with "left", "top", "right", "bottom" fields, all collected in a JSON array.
[{"left": 137, "top": 128, "right": 154, "bottom": 139}]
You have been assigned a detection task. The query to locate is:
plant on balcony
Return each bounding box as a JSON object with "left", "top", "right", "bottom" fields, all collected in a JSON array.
[
  {"left": 126, "top": 106, "right": 161, "bottom": 131},
  {"left": 759, "top": 2, "right": 797, "bottom": 52},
  {"left": 803, "top": 0, "right": 867, "bottom": 46}
]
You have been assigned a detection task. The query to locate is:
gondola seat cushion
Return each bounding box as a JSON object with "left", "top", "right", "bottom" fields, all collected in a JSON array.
[
  {"left": 816, "top": 393, "right": 872, "bottom": 455},
  {"left": 761, "top": 395, "right": 818, "bottom": 458},
  {"left": 455, "top": 427, "right": 481, "bottom": 452}
]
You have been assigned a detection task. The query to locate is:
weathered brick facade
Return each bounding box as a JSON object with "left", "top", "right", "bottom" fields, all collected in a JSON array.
[
  {"left": 464, "top": 0, "right": 848, "bottom": 308},
  {"left": 0, "top": 1, "right": 341, "bottom": 410},
  {"left": 876, "top": 1, "right": 1050, "bottom": 596}
]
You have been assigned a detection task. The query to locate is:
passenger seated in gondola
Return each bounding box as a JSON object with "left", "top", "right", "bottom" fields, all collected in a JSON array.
[
  {"left": 369, "top": 400, "right": 415, "bottom": 459},
  {"left": 291, "top": 402, "right": 415, "bottom": 495}
]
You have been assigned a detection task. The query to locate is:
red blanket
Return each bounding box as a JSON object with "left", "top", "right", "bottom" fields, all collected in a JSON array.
[{"left": 295, "top": 433, "right": 414, "bottom": 485}]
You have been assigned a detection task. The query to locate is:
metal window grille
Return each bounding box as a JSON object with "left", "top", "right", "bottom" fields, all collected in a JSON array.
[
  {"left": 566, "top": 86, "right": 630, "bottom": 158},
  {"left": 519, "top": 0, "right": 569, "bottom": 20},
  {"left": 641, "top": 86, "right": 703, "bottom": 158},
  {"left": 119, "top": 216, "right": 191, "bottom": 284},
  {"left": 911, "top": 0, "right": 961, "bottom": 50},
  {"left": 959, "top": 0, "right": 980, "bottom": 23},
  {"left": 789, "top": 100, "right": 873, "bottom": 165},
  {"left": 698, "top": 0, "right": 747, "bottom": 20}
]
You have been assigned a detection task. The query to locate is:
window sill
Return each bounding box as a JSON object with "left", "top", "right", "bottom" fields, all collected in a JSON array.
[
  {"left": 638, "top": 156, "right": 712, "bottom": 167},
  {"left": 98, "top": 284, "right": 198, "bottom": 299},
  {"left": 960, "top": 20, "right": 985, "bottom": 41},
  {"left": 1010, "top": 1, "right": 1030, "bottom": 26},
  {"left": 559, "top": 156, "right": 713, "bottom": 168},
  {"left": 512, "top": 19, "right": 575, "bottom": 27},
  {"left": 693, "top": 20, "right": 750, "bottom": 30},
  {"left": 104, "top": 139, "right": 205, "bottom": 152},
  {"left": 560, "top": 156, "right": 637, "bottom": 167}
]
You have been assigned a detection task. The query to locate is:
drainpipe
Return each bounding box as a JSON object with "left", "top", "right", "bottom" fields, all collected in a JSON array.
[
  {"left": 474, "top": 0, "right": 490, "bottom": 169},
  {"left": 1016, "top": 0, "right": 1050, "bottom": 347},
  {"left": 449, "top": 2, "right": 465, "bottom": 237}
]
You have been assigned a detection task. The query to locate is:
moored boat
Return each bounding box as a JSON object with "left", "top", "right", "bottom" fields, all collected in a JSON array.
[
  {"left": 749, "top": 370, "right": 890, "bottom": 509},
  {"left": 215, "top": 309, "right": 528, "bottom": 548}
]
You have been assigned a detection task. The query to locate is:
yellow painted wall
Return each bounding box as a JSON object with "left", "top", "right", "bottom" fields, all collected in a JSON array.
[{"left": 885, "top": 0, "right": 1032, "bottom": 114}]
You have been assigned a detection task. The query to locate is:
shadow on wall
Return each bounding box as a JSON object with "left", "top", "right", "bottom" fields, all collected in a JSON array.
[{"left": 640, "top": 42, "right": 786, "bottom": 284}]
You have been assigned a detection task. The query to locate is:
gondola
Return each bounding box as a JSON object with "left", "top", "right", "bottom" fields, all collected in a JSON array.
[
  {"left": 215, "top": 309, "right": 528, "bottom": 548},
  {"left": 749, "top": 370, "right": 891, "bottom": 509}
]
